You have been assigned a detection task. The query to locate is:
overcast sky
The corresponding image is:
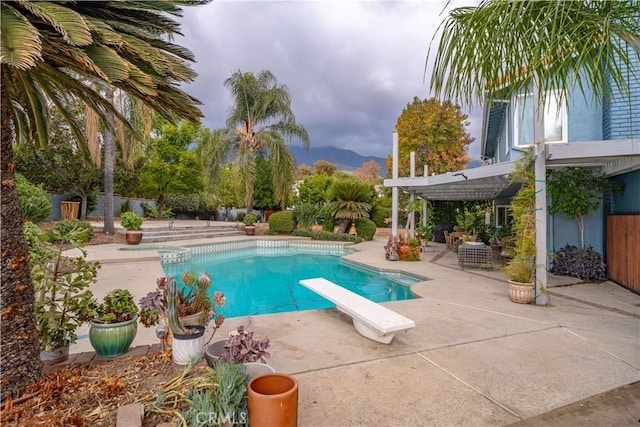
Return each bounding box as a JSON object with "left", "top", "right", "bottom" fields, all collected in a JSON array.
[{"left": 177, "top": 0, "right": 482, "bottom": 160}]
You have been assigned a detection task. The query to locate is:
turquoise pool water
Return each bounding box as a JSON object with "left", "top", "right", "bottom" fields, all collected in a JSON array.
[{"left": 161, "top": 246, "right": 421, "bottom": 318}]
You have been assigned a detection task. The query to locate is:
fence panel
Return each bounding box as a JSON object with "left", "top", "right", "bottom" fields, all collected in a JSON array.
[{"left": 607, "top": 214, "right": 640, "bottom": 292}]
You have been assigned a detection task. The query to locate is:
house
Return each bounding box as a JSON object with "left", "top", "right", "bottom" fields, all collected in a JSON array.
[{"left": 384, "top": 51, "right": 640, "bottom": 294}]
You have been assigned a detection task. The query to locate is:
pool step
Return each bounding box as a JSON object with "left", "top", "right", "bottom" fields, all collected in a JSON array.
[{"left": 119, "top": 224, "right": 244, "bottom": 243}]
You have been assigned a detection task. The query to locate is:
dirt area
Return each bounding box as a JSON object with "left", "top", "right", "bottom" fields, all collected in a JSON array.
[
  {"left": 0, "top": 352, "right": 186, "bottom": 426},
  {"left": 37, "top": 222, "right": 127, "bottom": 246}
]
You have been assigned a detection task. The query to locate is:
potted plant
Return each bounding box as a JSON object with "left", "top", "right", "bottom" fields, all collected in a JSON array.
[
  {"left": 165, "top": 276, "right": 226, "bottom": 365},
  {"left": 139, "top": 272, "right": 224, "bottom": 347},
  {"left": 120, "top": 211, "right": 144, "bottom": 245},
  {"left": 89, "top": 289, "right": 139, "bottom": 357},
  {"left": 416, "top": 224, "right": 432, "bottom": 250},
  {"left": 205, "top": 325, "right": 273, "bottom": 378},
  {"left": 385, "top": 235, "right": 399, "bottom": 261},
  {"left": 244, "top": 213, "right": 258, "bottom": 235},
  {"left": 28, "top": 223, "right": 99, "bottom": 364},
  {"left": 503, "top": 149, "right": 536, "bottom": 303},
  {"left": 408, "top": 238, "right": 421, "bottom": 261}
]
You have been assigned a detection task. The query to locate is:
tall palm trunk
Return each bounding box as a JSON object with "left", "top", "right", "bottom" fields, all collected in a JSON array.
[
  {"left": 0, "top": 94, "right": 43, "bottom": 401},
  {"left": 103, "top": 88, "right": 115, "bottom": 234}
]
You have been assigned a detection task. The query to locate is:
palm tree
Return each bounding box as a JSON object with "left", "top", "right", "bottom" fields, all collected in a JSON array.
[
  {"left": 1, "top": 0, "right": 204, "bottom": 401},
  {"left": 428, "top": 0, "right": 639, "bottom": 107},
  {"left": 205, "top": 70, "right": 310, "bottom": 212},
  {"left": 331, "top": 179, "right": 373, "bottom": 234}
]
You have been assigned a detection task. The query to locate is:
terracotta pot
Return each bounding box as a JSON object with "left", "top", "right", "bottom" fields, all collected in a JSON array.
[
  {"left": 398, "top": 243, "right": 410, "bottom": 261},
  {"left": 245, "top": 225, "right": 256, "bottom": 235},
  {"left": 508, "top": 280, "right": 534, "bottom": 304},
  {"left": 247, "top": 373, "right": 298, "bottom": 427},
  {"left": 125, "top": 230, "right": 143, "bottom": 245}
]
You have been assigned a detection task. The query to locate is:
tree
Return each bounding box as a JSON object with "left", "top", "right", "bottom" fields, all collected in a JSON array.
[
  {"left": 296, "top": 174, "right": 334, "bottom": 205},
  {"left": 295, "top": 164, "right": 313, "bottom": 180},
  {"left": 0, "top": 0, "right": 203, "bottom": 400},
  {"left": 390, "top": 97, "right": 473, "bottom": 177},
  {"left": 139, "top": 121, "right": 204, "bottom": 218},
  {"left": 429, "top": 0, "right": 640, "bottom": 108},
  {"left": 330, "top": 179, "right": 374, "bottom": 232},
  {"left": 205, "top": 70, "right": 310, "bottom": 213},
  {"left": 548, "top": 168, "right": 622, "bottom": 248},
  {"left": 314, "top": 159, "right": 337, "bottom": 176},
  {"left": 253, "top": 157, "right": 281, "bottom": 213},
  {"left": 352, "top": 160, "right": 381, "bottom": 184}
]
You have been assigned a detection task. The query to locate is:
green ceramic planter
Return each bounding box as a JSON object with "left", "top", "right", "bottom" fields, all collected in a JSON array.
[{"left": 89, "top": 315, "right": 138, "bottom": 358}]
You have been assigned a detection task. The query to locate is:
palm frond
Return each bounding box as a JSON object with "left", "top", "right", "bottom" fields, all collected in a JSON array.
[
  {"left": 429, "top": 0, "right": 640, "bottom": 107},
  {"left": 1, "top": 5, "right": 42, "bottom": 69},
  {"left": 15, "top": 0, "right": 92, "bottom": 46}
]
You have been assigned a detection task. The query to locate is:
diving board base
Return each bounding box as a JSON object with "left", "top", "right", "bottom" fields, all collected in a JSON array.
[{"left": 339, "top": 307, "right": 395, "bottom": 344}]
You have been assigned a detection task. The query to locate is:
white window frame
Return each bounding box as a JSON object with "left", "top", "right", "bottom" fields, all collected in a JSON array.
[
  {"left": 513, "top": 90, "right": 568, "bottom": 148},
  {"left": 504, "top": 106, "right": 510, "bottom": 157}
]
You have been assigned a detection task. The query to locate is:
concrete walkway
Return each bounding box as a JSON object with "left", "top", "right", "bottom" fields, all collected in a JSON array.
[{"left": 65, "top": 226, "right": 640, "bottom": 426}]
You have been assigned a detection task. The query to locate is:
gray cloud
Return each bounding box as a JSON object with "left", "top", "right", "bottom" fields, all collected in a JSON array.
[{"left": 178, "top": 0, "right": 482, "bottom": 160}]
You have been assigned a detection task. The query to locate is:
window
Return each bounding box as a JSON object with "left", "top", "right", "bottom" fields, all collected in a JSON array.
[
  {"left": 496, "top": 205, "right": 511, "bottom": 228},
  {"left": 514, "top": 91, "right": 567, "bottom": 147}
]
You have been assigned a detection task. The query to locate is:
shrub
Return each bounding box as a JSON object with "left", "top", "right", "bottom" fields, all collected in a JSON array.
[
  {"left": 120, "top": 199, "right": 132, "bottom": 214},
  {"left": 164, "top": 193, "right": 213, "bottom": 216},
  {"left": 293, "top": 203, "right": 321, "bottom": 228},
  {"left": 355, "top": 218, "right": 376, "bottom": 241},
  {"left": 49, "top": 220, "right": 94, "bottom": 243},
  {"left": 142, "top": 202, "right": 172, "bottom": 219},
  {"left": 120, "top": 211, "right": 143, "bottom": 230},
  {"left": 244, "top": 213, "right": 257, "bottom": 225},
  {"left": 370, "top": 206, "right": 391, "bottom": 227},
  {"left": 292, "top": 229, "right": 362, "bottom": 243},
  {"left": 16, "top": 174, "right": 52, "bottom": 223},
  {"left": 550, "top": 245, "right": 606, "bottom": 280},
  {"left": 268, "top": 211, "right": 295, "bottom": 234},
  {"left": 23, "top": 221, "right": 43, "bottom": 246},
  {"left": 235, "top": 211, "right": 245, "bottom": 222}
]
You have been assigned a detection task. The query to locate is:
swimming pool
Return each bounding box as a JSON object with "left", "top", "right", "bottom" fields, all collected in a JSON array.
[{"left": 161, "top": 241, "right": 423, "bottom": 318}]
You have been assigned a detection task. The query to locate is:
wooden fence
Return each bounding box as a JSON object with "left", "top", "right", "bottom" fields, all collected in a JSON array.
[{"left": 606, "top": 214, "right": 640, "bottom": 292}]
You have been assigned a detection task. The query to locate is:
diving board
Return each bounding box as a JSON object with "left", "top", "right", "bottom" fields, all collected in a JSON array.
[{"left": 299, "top": 278, "right": 415, "bottom": 344}]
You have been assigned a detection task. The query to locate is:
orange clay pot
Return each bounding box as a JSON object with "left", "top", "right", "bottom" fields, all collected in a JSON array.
[{"left": 247, "top": 373, "right": 298, "bottom": 427}]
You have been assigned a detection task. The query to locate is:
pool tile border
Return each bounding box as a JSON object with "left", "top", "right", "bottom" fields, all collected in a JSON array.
[{"left": 159, "top": 240, "right": 351, "bottom": 264}]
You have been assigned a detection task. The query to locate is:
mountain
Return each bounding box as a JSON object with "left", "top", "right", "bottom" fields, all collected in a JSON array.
[{"left": 289, "top": 145, "right": 388, "bottom": 176}]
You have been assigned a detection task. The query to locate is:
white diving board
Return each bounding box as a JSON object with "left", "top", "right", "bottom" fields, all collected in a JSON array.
[{"left": 299, "top": 277, "right": 415, "bottom": 344}]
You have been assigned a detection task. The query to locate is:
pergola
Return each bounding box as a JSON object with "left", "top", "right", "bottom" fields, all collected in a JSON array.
[{"left": 383, "top": 133, "right": 640, "bottom": 305}]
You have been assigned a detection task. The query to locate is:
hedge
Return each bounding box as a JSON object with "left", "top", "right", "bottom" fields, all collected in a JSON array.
[
  {"left": 268, "top": 211, "right": 295, "bottom": 234},
  {"left": 355, "top": 218, "right": 376, "bottom": 241}
]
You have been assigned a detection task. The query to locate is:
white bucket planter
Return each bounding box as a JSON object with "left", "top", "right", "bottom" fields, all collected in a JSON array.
[
  {"left": 172, "top": 325, "right": 205, "bottom": 365},
  {"left": 244, "top": 362, "right": 275, "bottom": 379}
]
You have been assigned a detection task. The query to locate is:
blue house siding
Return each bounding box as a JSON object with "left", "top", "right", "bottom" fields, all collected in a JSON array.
[
  {"left": 604, "top": 44, "right": 640, "bottom": 140},
  {"left": 551, "top": 206, "right": 605, "bottom": 254},
  {"left": 610, "top": 169, "right": 640, "bottom": 214}
]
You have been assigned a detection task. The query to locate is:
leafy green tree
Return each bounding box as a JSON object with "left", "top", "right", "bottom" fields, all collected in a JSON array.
[
  {"left": 0, "top": 0, "right": 204, "bottom": 399},
  {"left": 429, "top": 0, "right": 640, "bottom": 107},
  {"left": 390, "top": 97, "right": 473, "bottom": 177},
  {"left": 14, "top": 106, "right": 103, "bottom": 220},
  {"left": 139, "top": 121, "right": 204, "bottom": 217},
  {"left": 202, "top": 70, "right": 310, "bottom": 212},
  {"left": 296, "top": 174, "right": 334, "bottom": 205},
  {"left": 253, "top": 157, "right": 281, "bottom": 213},
  {"left": 548, "top": 168, "right": 623, "bottom": 248}
]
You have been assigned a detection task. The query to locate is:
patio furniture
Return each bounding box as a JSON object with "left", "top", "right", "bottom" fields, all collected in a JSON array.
[
  {"left": 299, "top": 278, "right": 415, "bottom": 344},
  {"left": 444, "top": 231, "right": 454, "bottom": 250},
  {"left": 458, "top": 243, "right": 492, "bottom": 270}
]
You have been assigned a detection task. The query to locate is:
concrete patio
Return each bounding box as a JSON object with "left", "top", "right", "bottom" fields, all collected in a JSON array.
[{"left": 64, "top": 223, "right": 639, "bottom": 426}]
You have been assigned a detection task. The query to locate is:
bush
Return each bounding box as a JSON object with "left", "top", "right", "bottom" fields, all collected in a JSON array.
[
  {"left": 293, "top": 203, "right": 321, "bottom": 229},
  {"left": 292, "top": 229, "right": 362, "bottom": 243},
  {"left": 164, "top": 193, "right": 213, "bottom": 216},
  {"left": 244, "top": 213, "right": 257, "bottom": 225},
  {"left": 268, "top": 211, "right": 295, "bottom": 234},
  {"left": 120, "top": 211, "right": 143, "bottom": 230},
  {"left": 550, "top": 245, "right": 606, "bottom": 280},
  {"left": 23, "top": 221, "right": 44, "bottom": 247},
  {"left": 120, "top": 199, "right": 132, "bottom": 215},
  {"left": 48, "top": 220, "right": 94, "bottom": 243},
  {"left": 355, "top": 218, "right": 376, "bottom": 241},
  {"left": 142, "top": 202, "right": 172, "bottom": 219},
  {"left": 370, "top": 206, "right": 391, "bottom": 228},
  {"left": 235, "top": 211, "right": 245, "bottom": 222},
  {"left": 16, "top": 174, "right": 52, "bottom": 223}
]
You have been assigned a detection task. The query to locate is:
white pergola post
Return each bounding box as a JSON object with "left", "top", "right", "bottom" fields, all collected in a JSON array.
[
  {"left": 391, "top": 132, "right": 399, "bottom": 237},
  {"left": 409, "top": 152, "right": 415, "bottom": 238},
  {"left": 423, "top": 165, "right": 428, "bottom": 228},
  {"left": 533, "top": 86, "right": 548, "bottom": 306}
]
